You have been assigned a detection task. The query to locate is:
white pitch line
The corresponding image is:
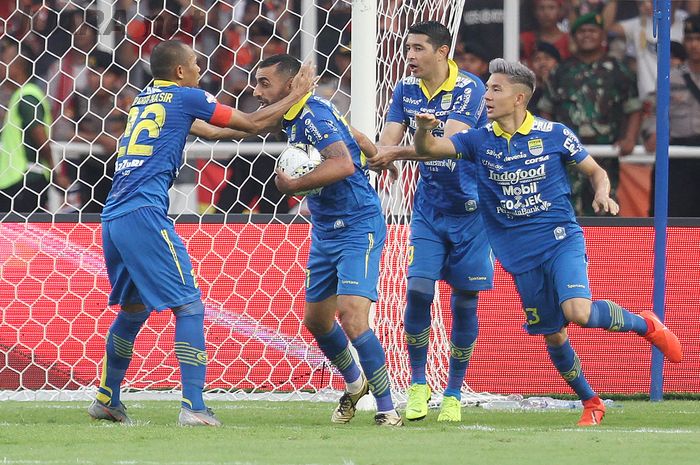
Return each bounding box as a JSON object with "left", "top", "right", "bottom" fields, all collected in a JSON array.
[{"left": 458, "top": 424, "right": 696, "bottom": 434}]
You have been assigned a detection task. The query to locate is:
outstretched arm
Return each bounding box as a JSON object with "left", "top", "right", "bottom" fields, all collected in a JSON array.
[
  {"left": 190, "top": 119, "right": 252, "bottom": 140},
  {"left": 275, "top": 140, "right": 355, "bottom": 195},
  {"left": 576, "top": 155, "right": 619, "bottom": 215},
  {"left": 350, "top": 125, "right": 399, "bottom": 181},
  {"left": 222, "top": 63, "right": 316, "bottom": 134},
  {"left": 413, "top": 113, "right": 459, "bottom": 160}
]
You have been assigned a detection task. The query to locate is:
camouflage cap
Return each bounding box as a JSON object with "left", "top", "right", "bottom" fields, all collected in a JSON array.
[{"left": 570, "top": 12, "right": 604, "bottom": 35}]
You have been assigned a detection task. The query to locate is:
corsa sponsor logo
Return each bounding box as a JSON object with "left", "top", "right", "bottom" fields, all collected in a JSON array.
[
  {"left": 488, "top": 165, "right": 546, "bottom": 184},
  {"left": 502, "top": 181, "right": 538, "bottom": 196},
  {"left": 525, "top": 155, "right": 550, "bottom": 165}
]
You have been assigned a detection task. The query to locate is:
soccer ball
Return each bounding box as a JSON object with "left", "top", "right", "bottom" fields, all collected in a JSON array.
[{"left": 276, "top": 144, "right": 323, "bottom": 196}]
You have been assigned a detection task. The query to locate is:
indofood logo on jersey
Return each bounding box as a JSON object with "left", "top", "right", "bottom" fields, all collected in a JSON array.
[
  {"left": 528, "top": 138, "right": 544, "bottom": 156},
  {"left": 488, "top": 165, "right": 546, "bottom": 185}
]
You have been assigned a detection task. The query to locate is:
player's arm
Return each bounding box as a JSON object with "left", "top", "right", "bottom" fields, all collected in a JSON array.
[
  {"left": 350, "top": 125, "right": 399, "bottom": 181},
  {"left": 367, "top": 122, "right": 409, "bottom": 171},
  {"left": 413, "top": 113, "right": 458, "bottom": 160},
  {"left": 216, "top": 63, "right": 316, "bottom": 134},
  {"left": 190, "top": 119, "right": 253, "bottom": 140},
  {"left": 576, "top": 155, "right": 620, "bottom": 215},
  {"left": 275, "top": 140, "right": 355, "bottom": 195}
]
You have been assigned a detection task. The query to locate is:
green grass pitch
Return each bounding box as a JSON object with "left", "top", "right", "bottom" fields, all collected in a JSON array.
[{"left": 1, "top": 400, "right": 699, "bottom": 465}]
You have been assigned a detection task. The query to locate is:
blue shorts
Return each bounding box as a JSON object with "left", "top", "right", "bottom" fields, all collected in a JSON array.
[
  {"left": 512, "top": 235, "right": 592, "bottom": 335},
  {"left": 408, "top": 206, "right": 494, "bottom": 291},
  {"left": 305, "top": 214, "right": 386, "bottom": 303},
  {"left": 102, "top": 207, "right": 201, "bottom": 311}
]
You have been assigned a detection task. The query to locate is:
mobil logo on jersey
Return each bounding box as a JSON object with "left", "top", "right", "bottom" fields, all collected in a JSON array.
[
  {"left": 488, "top": 164, "right": 546, "bottom": 185},
  {"left": 502, "top": 181, "right": 538, "bottom": 196},
  {"left": 528, "top": 138, "right": 544, "bottom": 156}
]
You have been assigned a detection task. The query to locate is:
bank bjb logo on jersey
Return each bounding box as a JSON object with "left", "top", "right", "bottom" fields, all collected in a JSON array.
[
  {"left": 441, "top": 93, "right": 452, "bottom": 110},
  {"left": 528, "top": 138, "right": 544, "bottom": 156}
]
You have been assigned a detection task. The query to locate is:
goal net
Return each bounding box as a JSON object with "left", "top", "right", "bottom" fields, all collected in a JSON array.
[{"left": 0, "top": 0, "right": 506, "bottom": 405}]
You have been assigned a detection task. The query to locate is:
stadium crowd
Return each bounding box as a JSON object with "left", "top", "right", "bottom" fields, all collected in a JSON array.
[{"left": 1, "top": 0, "right": 700, "bottom": 216}]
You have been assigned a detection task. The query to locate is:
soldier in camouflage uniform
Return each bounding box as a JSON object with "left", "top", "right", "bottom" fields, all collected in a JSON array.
[{"left": 538, "top": 12, "right": 642, "bottom": 215}]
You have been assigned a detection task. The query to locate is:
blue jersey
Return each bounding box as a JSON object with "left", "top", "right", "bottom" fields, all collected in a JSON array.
[
  {"left": 282, "top": 93, "right": 382, "bottom": 231},
  {"left": 449, "top": 112, "right": 589, "bottom": 274},
  {"left": 102, "top": 80, "right": 229, "bottom": 220},
  {"left": 386, "top": 60, "right": 487, "bottom": 214}
]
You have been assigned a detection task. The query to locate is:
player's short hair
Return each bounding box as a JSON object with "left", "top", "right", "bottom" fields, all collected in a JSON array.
[
  {"left": 258, "top": 54, "right": 301, "bottom": 79},
  {"left": 489, "top": 58, "right": 536, "bottom": 93},
  {"left": 407, "top": 21, "right": 452, "bottom": 50},
  {"left": 150, "top": 40, "right": 190, "bottom": 80}
]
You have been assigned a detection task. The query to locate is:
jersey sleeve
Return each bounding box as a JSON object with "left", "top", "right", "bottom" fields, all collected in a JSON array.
[
  {"left": 302, "top": 105, "right": 344, "bottom": 152},
  {"left": 386, "top": 81, "right": 406, "bottom": 124},
  {"left": 448, "top": 129, "right": 479, "bottom": 161},
  {"left": 557, "top": 123, "right": 589, "bottom": 165},
  {"left": 180, "top": 87, "right": 233, "bottom": 127},
  {"left": 448, "top": 78, "right": 486, "bottom": 128}
]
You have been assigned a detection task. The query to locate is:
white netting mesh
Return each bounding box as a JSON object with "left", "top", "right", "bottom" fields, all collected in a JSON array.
[{"left": 0, "top": 0, "right": 504, "bottom": 405}]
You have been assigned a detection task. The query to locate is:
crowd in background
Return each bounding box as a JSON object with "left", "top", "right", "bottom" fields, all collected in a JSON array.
[{"left": 1, "top": 0, "right": 700, "bottom": 217}]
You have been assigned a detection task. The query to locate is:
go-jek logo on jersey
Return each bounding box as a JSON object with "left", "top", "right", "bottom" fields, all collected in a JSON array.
[
  {"left": 488, "top": 165, "right": 546, "bottom": 185},
  {"left": 424, "top": 159, "right": 457, "bottom": 171}
]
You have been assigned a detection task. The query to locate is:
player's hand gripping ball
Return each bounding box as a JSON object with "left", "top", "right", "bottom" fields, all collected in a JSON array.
[{"left": 276, "top": 144, "right": 323, "bottom": 196}]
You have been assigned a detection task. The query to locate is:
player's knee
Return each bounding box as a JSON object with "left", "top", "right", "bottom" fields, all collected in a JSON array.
[
  {"left": 406, "top": 277, "right": 435, "bottom": 312},
  {"left": 338, "top": 313, "right": 369, "bottom": 340},
  {"left": 561, "top": 298, "right": 592, "bottom": 325},
  {"left": 544, "top": 329, "right": 568, "bottom": 347},
  {"left": 172, "top": 300, "right": 205, "bottom": 317},
  {"left": 122, "top": 303, "right": 147, "bottom": 314},
  {"left": 303, "top": 314, "right": 333, "bottom": 336}
]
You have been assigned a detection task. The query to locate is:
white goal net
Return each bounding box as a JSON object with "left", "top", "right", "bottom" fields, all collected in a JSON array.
[{"left": 0, "top": 0, "right": 505, "bottom": 405}]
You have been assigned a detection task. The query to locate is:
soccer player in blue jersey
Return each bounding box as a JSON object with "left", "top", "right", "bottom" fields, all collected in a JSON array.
[
  {"left": 253, "top": 54, "right": 402, "bottom": 426},
  {"left": 409, "top": 58, "right": 682, "bottom": 426},
  {"left": 368, "top": 21, "right": 494, "bottom": 422},
  {"left": 88, "top": 41, "right": 315, "bottom": 426}
]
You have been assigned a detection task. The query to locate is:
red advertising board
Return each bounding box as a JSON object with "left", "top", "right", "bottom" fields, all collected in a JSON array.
[{"left": 1, "top": 222, "right": 698, "bottom": 395}]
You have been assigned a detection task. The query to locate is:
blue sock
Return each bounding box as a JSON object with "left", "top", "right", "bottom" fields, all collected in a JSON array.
[
  {"left": 315, "top": 322, "right": 362, "bottom": 384},
  {"left": 444, "top": 290, "right": 478, "bottom": 400},
  {"left": 352, "top": 329, "right": 394, "bottom": 412},
  {"left": 585, "top": 300, "right": 648, "bottom": 334},
  {"left": 174, "top": 301, "right": 208, "bottom": 411},
  {"left": 97, "top": 309, "right": 149, "bottom": 406},
  {"left": 404, "top": 277, "right": 435, "bottom": 385},
  {"left": 546, "top": 340, "right": 595, "bottom": 401}
]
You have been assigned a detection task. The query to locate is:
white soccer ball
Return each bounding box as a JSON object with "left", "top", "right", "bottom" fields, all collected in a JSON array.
[{"left": 276, "top": 144, "right": 323, "bottom": 196}]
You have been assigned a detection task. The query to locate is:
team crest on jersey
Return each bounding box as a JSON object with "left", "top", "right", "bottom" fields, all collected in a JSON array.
[
  {"left": 528, "top": 138, "right": 544, "bottom": 156},
  {"left": 440, "top": 93, "right": 453, "bottom": 110},
  {"left": 290, "top": 125, "right": 297, "bottom": 140}
]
